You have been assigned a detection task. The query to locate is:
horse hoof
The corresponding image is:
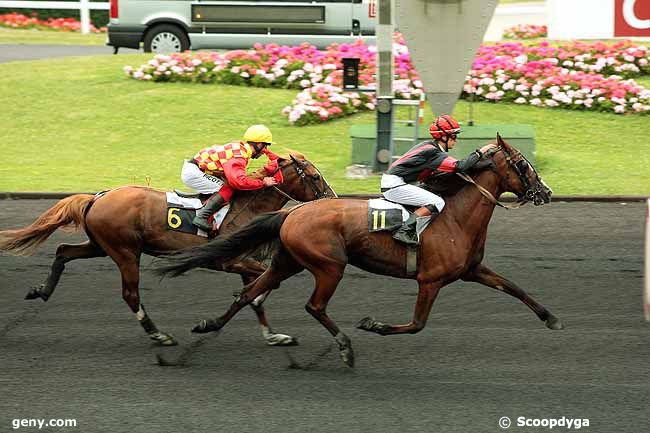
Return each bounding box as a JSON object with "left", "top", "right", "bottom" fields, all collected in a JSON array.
[
  {"left": 545, "top": 315, "right": 565, "bottom": 330},
  {"left": 191, "top": 320, "right": 209, "bottom": 334},
  {"left": 339, "top": 347, "right": 355, "bottom": 368},
  {"left": 266, "top": 333, "right": 299, "bottom": 346},
  {"left": 25, "top": 285, "right": 48, "bottom": 301},
  {"left": 356, "top": 316, "right": 375, "bottom": 332},
  {"left": 150, "top": 332, "right": 178, "bottom": 346}
]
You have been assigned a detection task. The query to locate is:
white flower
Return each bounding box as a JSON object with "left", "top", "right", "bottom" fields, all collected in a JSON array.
[
  {"left": 240, "top": 72, "right": 250, "bottom": 78},
  {"left": 530, "top": 98, "right": 542, "bottom": 106},
  {"left": 614, "top": 105, "right": 625, "bottom": 113},
  {"left": 300, "top": 79, "right": 311, "bottom": 88},
  {"left": 365, "top": 103, "right": 375, "bottom": 110},
  {"left": 515, "top": 97, "right": 527, "bottom": 104},
  {"left": 230, "top": 66, "right": 240, "bottom": 73}
]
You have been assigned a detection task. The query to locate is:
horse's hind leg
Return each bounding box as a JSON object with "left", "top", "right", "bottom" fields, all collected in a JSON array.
[
  {"left": 304, "top": 269, "right": 356, "bottom": 367},
  {"left": 462, "top": 263, "right": 564, "bottom": 330},
  {"left": 110, "top": 249, "right": 177, "bottom": 346},
  {"left": 192, "top": 249, "right": 302, "bottom": 335},
  {"left": 25, "top": 241, "right": 106, "bottom": 301}
]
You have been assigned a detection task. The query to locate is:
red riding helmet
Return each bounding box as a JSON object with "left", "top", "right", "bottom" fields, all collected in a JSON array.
[{"left": 429, "top": 115, "right": 462, "bottom": 141}]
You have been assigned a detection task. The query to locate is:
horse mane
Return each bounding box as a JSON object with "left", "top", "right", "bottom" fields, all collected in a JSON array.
[
  {"left": 422, "top": 153, "right": 495, "bottom": 198},
  {"left": 247, "top": 150, "right": 307, "bottom": 180}
]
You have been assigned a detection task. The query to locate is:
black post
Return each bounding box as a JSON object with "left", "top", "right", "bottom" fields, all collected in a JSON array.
[{"left": 342, "top": 57, "right": 360, "bottom": 89}]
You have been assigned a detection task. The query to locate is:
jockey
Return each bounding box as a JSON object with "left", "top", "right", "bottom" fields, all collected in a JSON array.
[
  {"left": 380, "top": 114, "right": 496, "bottom": 245},
  {"left": 181, "top": 124, "right": 281, "bottom": 231}
]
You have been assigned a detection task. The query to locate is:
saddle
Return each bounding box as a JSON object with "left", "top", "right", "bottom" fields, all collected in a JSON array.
[{"left": 165, "top": 191, "right": 230, "bottom": 237}]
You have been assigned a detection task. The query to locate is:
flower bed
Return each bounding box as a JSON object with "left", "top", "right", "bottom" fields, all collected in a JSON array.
[
  {"left": 503, "top": 24, "right": 547, "bottom": 39},
  {"left": 0, "top": 12, "right": 105, "bottom": 33},
  {"left": 125, "top": 37, "right": 650, "bottom": 125}
]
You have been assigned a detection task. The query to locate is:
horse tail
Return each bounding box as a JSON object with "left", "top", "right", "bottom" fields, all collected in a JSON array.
[
  {"left": 0, "top": 194, "right": 95, "bottom": 256},
  {"left": 155, "top": 210, "right": 290, "bottom": 278}
]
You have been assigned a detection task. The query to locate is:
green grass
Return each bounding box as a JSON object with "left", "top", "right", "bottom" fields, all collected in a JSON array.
[
  {"left": 0, "top": 27, "right": 106, "bottom": 45},
  {"left": 0, "top": 54, "right": 649, "bottom": 195}
]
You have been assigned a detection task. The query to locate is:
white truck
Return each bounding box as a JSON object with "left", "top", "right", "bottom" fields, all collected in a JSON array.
[{"left": 107, "top": 0, "right": 378, "bottom": 53}]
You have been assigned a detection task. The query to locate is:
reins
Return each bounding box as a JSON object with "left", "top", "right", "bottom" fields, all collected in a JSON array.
[
  {"left": 456, "top": 173, "right": 524, "bottom": 210},
  {"left": 455, "top": 146, "right": 526, "bottom": 210}
]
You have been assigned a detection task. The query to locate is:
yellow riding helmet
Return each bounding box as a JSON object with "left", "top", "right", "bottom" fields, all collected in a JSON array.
[{"left": 243, "top": 124, "right": 273, "bottom": 144}]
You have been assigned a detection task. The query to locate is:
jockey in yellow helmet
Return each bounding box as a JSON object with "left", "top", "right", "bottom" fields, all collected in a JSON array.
[{"left": 181, "top": 124, "right": 281, "bottom": 231}]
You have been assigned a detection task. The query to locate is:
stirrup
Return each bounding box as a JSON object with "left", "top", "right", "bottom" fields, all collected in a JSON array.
[
  {"left": 192, "top": 216, "right": 212, "bottom": 232},
  {"left": 392, "top": 228, "right": 419, "bottom": 245}
]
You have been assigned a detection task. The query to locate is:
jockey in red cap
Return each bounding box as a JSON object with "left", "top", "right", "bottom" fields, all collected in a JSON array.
[{"left": 380, "top": 115, "right": 496, "bottom": 245}]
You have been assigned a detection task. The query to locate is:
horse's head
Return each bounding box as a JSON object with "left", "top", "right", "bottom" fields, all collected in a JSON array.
[
  {"left": 274, "top": 153, "right": 337, "bottom": 201},
  {"left": 489, "top": 133, "right": 552, "bottom": 206}
]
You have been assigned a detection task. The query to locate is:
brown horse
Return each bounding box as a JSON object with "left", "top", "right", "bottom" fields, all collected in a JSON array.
[
  {"left": 155, "top": 135, "right": 562, "bottom": 366},
  {"left": 0, "top": 154, "right": 334, "bottom": 346}
]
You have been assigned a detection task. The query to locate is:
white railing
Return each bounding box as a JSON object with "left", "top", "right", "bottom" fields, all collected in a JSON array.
[{"left": 0, "top": 0, "right": 109, "bottom": 34}]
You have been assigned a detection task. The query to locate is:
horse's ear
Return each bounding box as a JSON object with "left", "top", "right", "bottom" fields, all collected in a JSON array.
[{"left": 496, "top": 132, "right": 505, "bottom": 147}]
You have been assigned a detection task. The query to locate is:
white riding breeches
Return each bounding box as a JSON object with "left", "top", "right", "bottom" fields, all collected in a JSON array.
[
  {"left": 180, "top": 160, "right": 226, "bottom": 194},
  {"left": 381, "top": 174, "right": 445, "bottom": 212}
]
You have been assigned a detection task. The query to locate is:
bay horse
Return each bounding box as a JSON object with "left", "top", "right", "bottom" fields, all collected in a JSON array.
[
  {"left": 0, "top": 154, "right": 334, "bottom": 346},
  {"left": 156, "top": 135, "right": 562, "bottom": 366}
]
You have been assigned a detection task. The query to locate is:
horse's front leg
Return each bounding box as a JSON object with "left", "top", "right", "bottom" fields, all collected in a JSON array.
[
  {"left": 191, "top": 265, "right": 282, "bottom": 334},
  {"left": 357, "top": 281, "right": 443, "bottom": 335},
  {"left": 241, "top": 271, "right": 298, "bottom": 346},
  {"left": 462, "top": 263, "right": 564, "bottom": 330}
]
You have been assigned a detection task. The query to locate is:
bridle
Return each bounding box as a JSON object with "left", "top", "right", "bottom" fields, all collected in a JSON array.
[
  {"left": 457, "top": 145, "right": 546, "bottom": 209},
  {"left": 271, "top": 155, "right": 333, "bottom": 202},
  {"left": 224, "top": 156, "right": 333, "bottom": 226}
]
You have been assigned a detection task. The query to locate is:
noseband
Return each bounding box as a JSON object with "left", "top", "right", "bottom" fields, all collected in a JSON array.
[
  {"left": 500, "top": 146, "right": 546, "bottom": 205},
  {"left": 458, "top": 145, "right": 545, "bottom": 208}
]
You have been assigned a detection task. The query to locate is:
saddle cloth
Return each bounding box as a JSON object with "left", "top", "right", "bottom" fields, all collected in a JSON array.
[
  {"left": 367, "top": 199, "right": 410, "bottom": 232},
  {"left": 367, "top": 198, "right": 433, "bottom": 241},
  {"left": 165, "top": 192, "right": 230, "bottom": 237}
]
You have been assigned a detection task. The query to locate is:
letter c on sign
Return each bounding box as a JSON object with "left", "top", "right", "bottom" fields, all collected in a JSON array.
[
  {"left": 624, "top": 0, "right": 650, "bottom": 29},
  {"left": 615, "top": 0, "right": 650, "bottom": 36}
]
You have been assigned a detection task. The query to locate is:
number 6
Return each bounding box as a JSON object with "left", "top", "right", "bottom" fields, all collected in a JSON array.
[{"left": 167, "top": 208, "right": 182, "bottom": 229}]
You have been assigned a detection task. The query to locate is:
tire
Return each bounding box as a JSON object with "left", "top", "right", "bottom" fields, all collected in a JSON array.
[{"left": 143, "top": 24, "right": 190, "bottom": 54}]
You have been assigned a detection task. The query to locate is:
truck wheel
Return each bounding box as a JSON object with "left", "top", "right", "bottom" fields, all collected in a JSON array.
[{"left": 143, "top": 24, "right": 190, "bottom": 53}]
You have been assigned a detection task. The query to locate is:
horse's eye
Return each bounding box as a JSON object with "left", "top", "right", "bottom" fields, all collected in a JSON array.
[
  {"left": 312, "top": 174, "right": 321, "bottom": 181},
  {"left": 516, "top": 160, "right": 529, "bottom": 172}
]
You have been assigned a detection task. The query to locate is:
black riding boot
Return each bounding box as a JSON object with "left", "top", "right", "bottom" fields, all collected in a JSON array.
[
  {"left": 192, "top": 193, "right": 226, "bottom": 232},
  {"left": 392, "top": 213, "right": 419, "bottom": 245},
  {"left": 392, "top": 208, "right": 440, "bottom": 245}
]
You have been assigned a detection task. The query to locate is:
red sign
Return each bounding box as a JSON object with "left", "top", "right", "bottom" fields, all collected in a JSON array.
[
  {"left": 368, "top": 0, "right": 377, "bottom": 18},
  {"left": 614, "top": 0, "right": 650, "bottom": 37}
]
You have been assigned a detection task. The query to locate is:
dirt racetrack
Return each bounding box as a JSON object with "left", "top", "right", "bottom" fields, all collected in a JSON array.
[{"left": 0, "top": 199, "right": 648, "bottom": 433}]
